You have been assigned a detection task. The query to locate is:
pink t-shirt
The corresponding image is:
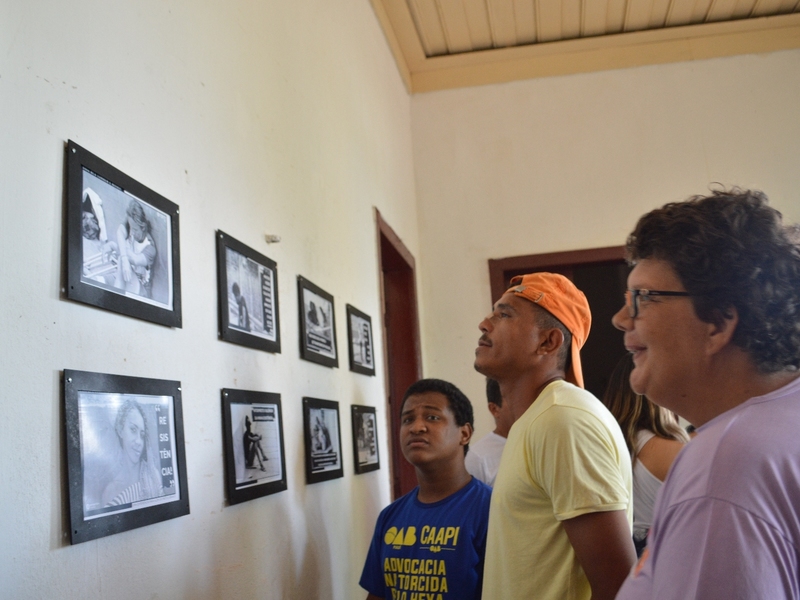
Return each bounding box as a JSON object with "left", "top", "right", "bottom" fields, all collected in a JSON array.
[{"left": 616, "top": 375, "right": 800, "bottom": 600}]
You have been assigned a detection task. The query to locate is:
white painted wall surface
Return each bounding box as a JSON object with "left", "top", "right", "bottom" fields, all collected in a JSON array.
[
  {"left": 411, "top": 51, "right": 800, "bottom": 439},
  {"left": 0, "top": 1, "right": 416, "bottom": 598}
]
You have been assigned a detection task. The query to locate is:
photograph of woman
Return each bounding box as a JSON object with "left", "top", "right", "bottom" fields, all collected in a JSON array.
[{"left": 101, "top": 399, "right": 164, "bottom": 507}]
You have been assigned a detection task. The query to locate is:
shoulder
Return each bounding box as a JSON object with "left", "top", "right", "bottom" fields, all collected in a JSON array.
[{"left": 530, "top": 382, "right": 620, "bottom": 439}]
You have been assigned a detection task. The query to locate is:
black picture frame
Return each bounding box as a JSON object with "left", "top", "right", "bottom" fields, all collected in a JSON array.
[
  {"left": 63, "top": 369, "right": 190, "bottom": 544},
  {"left": 351, "top": 405, "right": 380, "bottom": 474},
  {"left": 297, "top": 276, "right": 338, "bottom": 368},
  {"left": 346, "top": 305, "right": 376, "bottom": 376},
  {"left": 221, "top": 388, "right": 287, "bottom": 504},
  {"left": 303, "top": 397, "right": 344, "bottom": 484},
  {"left": 65, "top": 140, "right": 182, "bottom": 328},
  {"left": 216, "top": 231, "right": 281, "bottom": 353}
]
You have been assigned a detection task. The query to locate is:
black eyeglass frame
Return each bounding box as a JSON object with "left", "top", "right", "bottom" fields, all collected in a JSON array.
[{"left": 625, "top": 289, "right": 693, "bottom": 319}]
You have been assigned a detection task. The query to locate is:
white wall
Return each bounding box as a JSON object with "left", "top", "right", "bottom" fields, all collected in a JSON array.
[
  {"left": 411, "top": 50, "right": 800, "bottom": 438},
  {"left": 0, "top": 1, "right": 417, "bottom": 598}
]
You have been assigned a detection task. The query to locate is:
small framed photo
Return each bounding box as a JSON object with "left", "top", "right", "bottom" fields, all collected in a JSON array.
[
  {"left": 65, "top": 140, "right": 182, "bottom": 328},
  {"left": 221, "top": 389, "right": 287, "bottom": 504},
  {"left": 303, "top": 398, "right": 344, "bottom": 484},
  {"left": 216, "top": 231, "right": 281, "bottom": 353},
  {"left": 63, "top": 369, "right": 190, "bottom": 544},
  {"left": 351, "top": 405, "right": 380, "bottom": 474},
  {"left": 346, "top": 305, "right": 376, "bottom": 376},
  {"left": 297, "top": 276, "right": 338, "bottom": 368}
]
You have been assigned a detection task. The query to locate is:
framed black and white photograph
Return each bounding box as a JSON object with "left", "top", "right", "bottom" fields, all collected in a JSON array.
[
  {"left": 221, "top": 389, "right": 287, "bottom": 504},
  {"left": 65, "top": 140, "right": 182, "bottom": 328},
  {"left": 63, "top": 369, "right": 189, "bottom": 544},
  {"left": 346, "top": 304, "right": 376, "bottom": 376},
  {"left": 303, "top": 398, "right": 344, "bottom": 484},
  {"left": 216, "top": 231, "right": 281, "bottom": 353},
  {"left": 297, "top": 276, "right": 338, "bottom": 368},
  {"left": 351, "top": 405, "right": 380, "bottom": 474}
]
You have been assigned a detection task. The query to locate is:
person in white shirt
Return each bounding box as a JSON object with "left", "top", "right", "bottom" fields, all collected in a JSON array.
[{"left": 465, "top": 378, "right": 515, "bottom": 487}]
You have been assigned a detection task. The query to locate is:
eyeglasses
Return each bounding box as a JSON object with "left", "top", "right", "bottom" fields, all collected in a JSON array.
[{"left": 624, "top": 289, "right": 692, "bottom": 319}]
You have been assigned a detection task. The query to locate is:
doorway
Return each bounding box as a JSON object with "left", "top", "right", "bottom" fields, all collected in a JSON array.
[
  {"left": 488, "top": 246, "right": 630, "bottom": 400},
  {"left": 376, "top": 210, "right": 422, "bottom": 499}
]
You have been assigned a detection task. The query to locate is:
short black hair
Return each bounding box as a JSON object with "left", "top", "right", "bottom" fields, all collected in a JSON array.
[
  {"left": 401, "top": 378, "right": 474, "bottom": 454},
  {"left": 532, "top": 305, "right": 572, "bottom": 372},
  {"left": 486, "top": 378, "right": 502, "bottom": 407},
  {"left": 627, "top": 188, "right": 800, "bottom": 372}
]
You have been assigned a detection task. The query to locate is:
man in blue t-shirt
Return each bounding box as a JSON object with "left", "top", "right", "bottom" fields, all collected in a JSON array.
[{"left": 360, "top": 378, "right": 492, "bottom": 600}]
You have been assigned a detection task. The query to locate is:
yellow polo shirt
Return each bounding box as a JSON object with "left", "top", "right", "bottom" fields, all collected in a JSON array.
[{"left": 482, "top": 380, "right": 632, "bottom": 600}]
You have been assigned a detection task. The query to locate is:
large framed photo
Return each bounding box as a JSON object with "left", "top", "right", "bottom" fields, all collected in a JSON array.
[
  {"left": 65, "top": 140, "right": 181, "bottom": 328},
  {"left": 297, "top": 276, "right": 338, "bottom": 368},
  {"left": 216, "top": 231, "right": 281, "bottom": 353},
  {"left": 303, "top": 398, "right": 344, "bottom": 484},
  {"left": 346, "top": 305, "right": 376, "bottom": 376},
  {"left": 221, "top": 389, "right": 287, "bottom": 504},
  {"left": 351, "top": 405, "right": 380, "bottom": 474},
  {"left": 63, "top": 369, "right": 189, "bottom": 544}
]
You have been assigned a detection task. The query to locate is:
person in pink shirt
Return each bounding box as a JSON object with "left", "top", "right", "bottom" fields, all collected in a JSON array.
[{"left": 613, "top": 189, "right": 800, "bottom": 600}]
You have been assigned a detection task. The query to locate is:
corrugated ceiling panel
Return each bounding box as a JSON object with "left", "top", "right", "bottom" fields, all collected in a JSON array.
[
  {"left": 463, "top": 0, "right": 494, "bottom": 49},
  {"left": 734, "top": 0, "right": 759, "bottom": 17},
  {"left": 606, "top": 0, "right": 629, "bottom": 32},
  {"left": 436, "top": 0, "right": 474, "bottom": 52},
  {"left": 650, "top": 0, "right": 673, "bottom": 27},
  {"left": 583, "top": 0, "right": 612, "bottom": 36},
  {"left": 513, "top": 0, "right": 538, "bottom": 44},
  {"left": 707, "top": 0, "right": 739, "bottom": 21},
  {"left": 562, "top": 0, "right": 582, "bottom": 38},
  {"left": 407, "top": 0, "right": 448, "bottom": 55},
  {"left": 752, "top": 0, "right": 786, "bottom": 16},
  {"left": 536, "top": 0, "right": 564, "bottom": 41},
  {"left": 667, "top": 0, "right": 702, "bottom": 26},
  {"left": 625, "top": 0, "right": 655, "bottom": 31},
  {"left": 691, "top": 0, "right": 715, "bottom": 21},
  {"left": 488, "top": 0, "right": 519, "bottom": 47}
]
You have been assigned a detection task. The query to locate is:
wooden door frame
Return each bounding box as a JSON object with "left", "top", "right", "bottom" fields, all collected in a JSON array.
[
  {"left": 488, "top": 245, "right": 626, "bottom": 302},
  {"left": 375, "top": 208, "right": 422, "bottom": 499}
]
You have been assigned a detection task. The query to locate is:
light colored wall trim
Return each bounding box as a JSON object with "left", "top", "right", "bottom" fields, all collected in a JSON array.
[{"left": 368, "top": 3, "right": 800, "bottom": 93}]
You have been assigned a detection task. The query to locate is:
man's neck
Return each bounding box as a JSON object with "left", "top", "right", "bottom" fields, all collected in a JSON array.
[
  {"left": 498, "top": 369, "right": 565, "bottom": 420},
  {"left": 415, "top": 464, "right": 472, "bottom": 504}
]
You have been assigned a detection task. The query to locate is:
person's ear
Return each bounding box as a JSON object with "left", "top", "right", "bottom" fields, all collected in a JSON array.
[
  {"left": 706, "top": 305, "right": 739, "bottom": 356},
  {"left": 460, "top": 422, "right": 473, "bottom": 446},
  {"left": 538, "top": 327, "right": 565, "bottom": 357},
  {"left": 487, "top": 402, "right": 502, "bottom": 419}
]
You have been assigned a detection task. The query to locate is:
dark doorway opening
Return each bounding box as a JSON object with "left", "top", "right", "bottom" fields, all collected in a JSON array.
[
  {"left": 376, "top": 210, "right": 422, "bottom": 500},
  {"left": 488, "top": 246, "right": 630, "bottom": 400}
]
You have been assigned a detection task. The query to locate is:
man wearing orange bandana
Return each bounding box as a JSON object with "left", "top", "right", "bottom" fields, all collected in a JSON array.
[{"left": 475, "top": 273, "right": 635, "bottom": 600}]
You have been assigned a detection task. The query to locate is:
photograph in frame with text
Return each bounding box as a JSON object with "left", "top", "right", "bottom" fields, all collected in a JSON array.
[
  {"left": 216, "top": 231, "right": 281, "bottom": 353},
  {"left": 351, "top": 405, "right": 380, "bottom": 474},
  {"left": 221, "top": 388, "right": 287, "bottom": 504},
  {"left": 297, "top": 276, "right": 338, "bottom": 368},
  {"left": 63, "top": 369, "right": 190, "bottom": 544},
  {"left": 65, "top": 140, "right": 182, "bottom": 328},
  {"left": 303, "top": 397, "right": 344, "bottom": 484},
  {"left": 346, "top": 304, "right": 375, "bottom": 376}
]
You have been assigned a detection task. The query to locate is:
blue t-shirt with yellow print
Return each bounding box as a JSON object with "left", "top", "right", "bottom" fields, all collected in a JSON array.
[{"left": 360, "top": 477, "right": 492, "bottom": 600}]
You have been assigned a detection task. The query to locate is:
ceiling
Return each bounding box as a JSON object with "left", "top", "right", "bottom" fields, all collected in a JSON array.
[{"left": 370, "top": 0, "right": 800, "bottom": 92}]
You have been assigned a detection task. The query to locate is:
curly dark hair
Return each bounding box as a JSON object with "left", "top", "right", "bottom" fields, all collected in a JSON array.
[
  {"left": 402, "top": 378, "right": 474, "bottom": 454},
  {"left": 626, "top": 188, "right": 800, "bottom": 372}
]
